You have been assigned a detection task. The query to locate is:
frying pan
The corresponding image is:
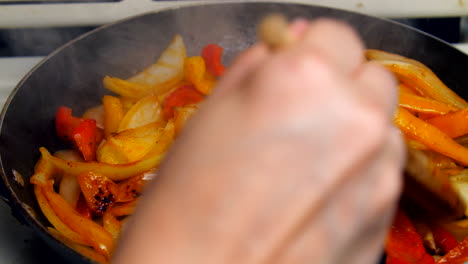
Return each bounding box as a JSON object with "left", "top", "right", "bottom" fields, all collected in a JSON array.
[{"left": 0, "top": 2, "right": 467, "bottom": 264}]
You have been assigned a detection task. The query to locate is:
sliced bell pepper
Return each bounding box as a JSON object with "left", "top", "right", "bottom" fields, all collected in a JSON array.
[
  {"left": 162, "top": 85, "right": 204, "bottom": 120},
  {"left": 102, "top": 95, "right": 124, "bottom": 138},
  {"left": 56, "top": 106, "right": 81, "bottom": 142},
  {"left": 437, "top": 236, "right": 468, "bottom": 264},
  {"left": 394, "top": 107, "right": 468, "bottom": 166},
  {"left": 72, "top": 119, "right": 97, "bottom": 161},
  {"left": 386, "top": 255, "right": 412, "bottom": 264},
  {"left": 34, "top": 185, "right": 89, "bottom": 246},
  {"left": 43, "top": 182, "right": 114, "bottom": 258},
  {"left": 386, "top": 255, "right": 435, "bottom": 264},
  {"left": 75, "top": 194, "right": 92, "bottom": 219},
  {"left": 110, "top": 199, "right": 139, "bottom": 217},
  {"left": 430, "top": 224, "right": 458, "bottom": 255},
  {"left": 184, "top": 56, "right": 216, "bottom": 95},
  {"left": 116, "top": 173, "right": 145, "bottom": 203},
  {"left": 201, "top": 44, "right": 225, "bottom": 77},
  {"left": 103, "top": 213, "right": 121, "bottom": 240},
  {"left": 426, "top": 108, "right": 468, "bottom": 139},
  {"left": 55, "top": 106, "right": 99, "bottom": 161},
  {"left": 77, "top": 171, "right": 118, "bottom": 216},
  {"left": 30, "top": 152, "right": 57, "bottom": 186},
  {"left": 386, "top": 209, "right": 429, "bottom": 263},
  {"left": 40, "top": 146, "right": 164, "bottom": 181}
]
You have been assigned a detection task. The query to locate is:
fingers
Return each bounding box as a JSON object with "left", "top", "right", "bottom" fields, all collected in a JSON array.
[
  {"left": 353, "top": 62, "right": 399, "bottom": 117},
  {"left": 293, "top": 19, "right": 365, "bottom": 76},
  {"left": 289, "top": 18, "right": 309, "bottom": 38},
  {"left": 213, "top": 44, "right": 268, "bottom": 96}
]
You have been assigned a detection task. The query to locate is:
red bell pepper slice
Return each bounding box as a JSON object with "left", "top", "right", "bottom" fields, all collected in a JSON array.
[
  {"left": 56, "top": 106, "right": 81, "bottom": 141},
  {"left": 75, "top": 194, "right": 92, "bottom": 219},
  {"left": 386, "top": 255, "right": 434, "bottom": 264},
  {"left": 55, "top": 106, "right": 98, "bottom": 161},
  {"left": 386, "top": 209, "right": 433, "bottom": 263},
  {"left": 162, "top": 85, "right": 204, "bottom": 120},
  {"left": 437, "top": 236, "right": 468, "bottom": 264},
  {"left": 386, "top": 255, "right": 412, "bottom": 264},
  {"left": 201, "top": 44, "right": 225, "bottom": 77},
  {"left": 430, "top": 224, "right": 458, "bottom": 255},
  {"left": 72, "top": 119, "right": 97, "bottom": 161}
]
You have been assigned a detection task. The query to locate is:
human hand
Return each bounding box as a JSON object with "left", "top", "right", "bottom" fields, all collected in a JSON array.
[{"left": 113, "top": 19, "right": 405, "bottom": 264}]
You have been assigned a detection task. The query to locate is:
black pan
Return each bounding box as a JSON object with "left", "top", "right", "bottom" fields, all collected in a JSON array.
[{"left": 0, "top": 2, "right": 467, "bottom": 264}]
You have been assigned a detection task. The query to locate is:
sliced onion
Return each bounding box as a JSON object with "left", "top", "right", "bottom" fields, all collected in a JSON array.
[
  {"left": 83, "top": 105, "right": 104, "bottom": 129},
  {"left": 55, "top": 150, "right": 83, "bottom": 208},
  {"left": 59, "top": 174, "right": 80, "bottom": 208}
]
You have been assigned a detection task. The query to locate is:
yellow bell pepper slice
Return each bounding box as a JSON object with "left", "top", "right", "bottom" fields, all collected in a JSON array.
[
  {"left": 42, "top": 182, "right": 114, "bottom": 258},
  {"left": 42, "top": 146, "right": 164, "bottom": 181},
  {"left": 103, "top": 95, "right": 124, "bottom": 138},
  {"left": 184, "top": 56, "right": 216, "bottom": 95}
]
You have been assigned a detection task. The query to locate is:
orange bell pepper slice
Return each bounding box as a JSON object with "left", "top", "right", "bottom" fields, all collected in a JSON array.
[
  {"left": 116, "top": 173, "right": 146, "bottom": 203},
  {"left": 437, "top": 236, "right": 468, "bottom": 264},
  {"left": 42, "top": 182, "right": 114, "bottom": 258},
  {"left": 77, "top": 172, "right": 119, "bottom": 216},
  {"left": 394, "top": 107, "right": 468, "bottom": 166},
  {"left": 399, "top": 92, "right": 459, "bottom": 116},
  {"left": 102, "top": 95, "right": 124, "bottom": 138},
  {"left": 426, "top": 108, "right": 468, "bottom": 138},
  {"left": 110, "top": 199, "right": 139, "bottom": 217},
  {"left": 103, "top": 213, "right": 121, "bottom": 240},
  {"left": 34, "top": 185, "right": 89, "bottom": 246}
]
